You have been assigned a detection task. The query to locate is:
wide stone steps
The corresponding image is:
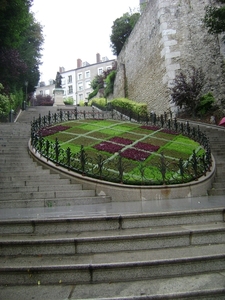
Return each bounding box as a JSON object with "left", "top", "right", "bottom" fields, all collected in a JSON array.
[
  {"left": 0, "top": 184, "right": 83, "bottom": 192},
  {"left": 0, "top": 274, "right": 225, "bottom": 300},
  {"left": 0, "top": 189, "right": 96, "bottom": 201},
  {"left": 0, "top": 222, "right": 225, "bottom": 257},
  {"left": 204, "top": 126, "right": 225, "bottom": 197},
  {"left": 0, "top": 195, "right": 111, "bottom": 209},
  {"left": 0, "top": 122, "right": 111, "bottom": 211},
  {"left": 0, "top": 178, "right": 73, "bottom": 187},
  {"left": 0, "top": 210, "right": 224, "bottom": 294},
  {"left": 0, "top": 244, "right": 224, "bottom": 287}
]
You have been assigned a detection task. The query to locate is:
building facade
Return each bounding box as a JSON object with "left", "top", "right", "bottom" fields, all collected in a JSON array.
[
  {"left": 35, "top": 53, "right": 116, "bottom": 105},
  {"left": 61, "top": 53, "right": 116, "bottom": 105},
  {"left": 34, "top": 80, "right": 55, "bottom": 99}
]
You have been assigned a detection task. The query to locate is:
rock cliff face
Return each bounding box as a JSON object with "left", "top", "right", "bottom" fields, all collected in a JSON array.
[{"left": 113, "top": 0, "right": 225, "bottom": 114}]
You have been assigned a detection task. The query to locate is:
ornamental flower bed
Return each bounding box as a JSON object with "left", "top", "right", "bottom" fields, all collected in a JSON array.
[
  {"left": 109, "top": 137, "right": 133, "bottom": 145},
  {"left": 120, "top": 148, "right": 150, "bottom": 161},
  {"left": 140, "top": 125, "right": 160, "bottom": 131},
  {"left": 93, "top": 138, "right": 159, "bottom": 161},
  {"left": 134, "top": 142, "right": 160, "bottom": 152},
  {"left": 140, "top": 125, "right": 179, "bottom": 135},
  {"left": 39, "top": 125, "right": 70, "bottom": 137},
  {"left": 93, "top": 141, "right": 124, "bottom": 153},
  {"left": 161, "top": 128, "right": 179, "bottom": 135}
]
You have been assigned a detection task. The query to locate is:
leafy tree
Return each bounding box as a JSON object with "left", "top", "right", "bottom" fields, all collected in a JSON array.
[
  {"left": 110, "top": 11, "right": 140, "bottom": 56},
  {"left": 203, "top": 0, "right": 225, "bottom": 35},
  {"left": 170, "top": 67, "right": 205, "bottom": 115},
  {"left": 0, "top": 0, "right": 43, "bottom": 94}
]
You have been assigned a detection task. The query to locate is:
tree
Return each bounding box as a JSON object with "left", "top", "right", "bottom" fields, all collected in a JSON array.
[
  {"left": 0, "top": 0, "right": 43, "bottom": 94},
  {"left": 170, "top": 67, "right": 205, "bottom": 115},
  {"left": 110, "top": 11, "right": 140, "bottom": 56},
  {"left": 203, "top": 0, "right": 225, "bottom": 35}
]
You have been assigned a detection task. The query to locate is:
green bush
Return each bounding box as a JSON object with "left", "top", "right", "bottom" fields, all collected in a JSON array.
[
  {"left": 104, "top": 70, "right": 116, "bottom": 98},
  {"left": 11, "top": 88, "right": 23, "bottom": 111},
  {"left": 88, "top": 88, "right": 98, "bottom": 100},
  {"left": 196, "top": 92, "right": 215, "bottom": 116},
  {"left": 0, "top": 83, "right": 11, "bottom": 116},
  {"left": 111, "top": 98, "right": 148, "bottom": 117},
  {"left": 79, "top": 100, "right": 85, "bottom": 106},
  {"left": 90, "top": 98, "right": 107, "bottom": 108},
  {"left": 63, "top": 97, "right": 74, "bottom": 105}
]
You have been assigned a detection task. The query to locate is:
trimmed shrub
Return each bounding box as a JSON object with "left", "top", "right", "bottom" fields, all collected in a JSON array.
[{"left": 63, "top": 97, "right": 74, "bottom": 105}]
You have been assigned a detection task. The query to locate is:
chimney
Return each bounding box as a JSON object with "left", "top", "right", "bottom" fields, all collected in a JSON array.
[
  {"left": 59, "top": 66, "right": 65, "bottom": 73},
  {"left": 96, "top": 53, "right": 101, "bottom": 63},
  {"left": 77, "top": 58, "right": 82, "bottom": 68}
]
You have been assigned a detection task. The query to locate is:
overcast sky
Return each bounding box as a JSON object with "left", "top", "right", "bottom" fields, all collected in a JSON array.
[{"left": 31, "top": 0, "right": 139, "bottom": 83}]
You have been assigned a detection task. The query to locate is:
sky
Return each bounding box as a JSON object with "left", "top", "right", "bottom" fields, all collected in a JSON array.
[{"left": 31, "top": 0, "right": 139, "bottom": 83}]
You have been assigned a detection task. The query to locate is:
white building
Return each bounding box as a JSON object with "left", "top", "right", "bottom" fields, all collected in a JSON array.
[
  {"left": 61, "top": 53, "right": 116, "bottom": 105},
  {"left": 35, "top": 53, "right": 116, "bottom": 105},
  {"left": 34, "top": 79, "right": 55, "bottom": 98}
]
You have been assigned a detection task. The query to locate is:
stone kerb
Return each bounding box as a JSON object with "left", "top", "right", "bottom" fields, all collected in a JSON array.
[{"left": 28, "top": 140, "right": 216, "bottom": 202}]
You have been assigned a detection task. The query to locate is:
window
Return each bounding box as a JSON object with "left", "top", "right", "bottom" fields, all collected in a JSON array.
[
  {"left": 40, "top": 90, "right": 43, "bottom": 95},
  {"left": 77, "top": 73, "right": 83, "bottom": 80},
  {"left": 79, "top": 94, "right": 83, "bottom": 100},
  {"left": 85, "top": 80, "right": 91, "bottom": 89},
  {"left": 106, "top": 66, "right": 112, "bottom": 71},
  {"left": 68, "top": 75, "right": 72, "bottom": 83},
  {"left": 78, "top": 82, "right": 83, "bottom": 91},
  {"left": 85, "top": 71, "right": 90, "bottom": 78},
  {"left": 45, "top": 90, "right": 50, "bottom": 95},
  {"left": 98, "top": 68, "right": 103, "bottom": 75},
  {"left": 68, "top": 85, "right": 73, "bottom": 94}
]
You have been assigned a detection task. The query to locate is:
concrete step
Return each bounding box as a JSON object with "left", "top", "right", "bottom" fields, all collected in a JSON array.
[
  {"left": 0, "top": 189, "right": 96, "bottom": 201},
  {"left": 0, "top": 178, "right": 72, "bottom": 187},
  {"left": 0, "top": 173, "right": 63, "bottom": 182},
  {"left": 212, "top": 182, "right": 225, "bottom": 189},
  {"left": 0, "top": 208, "right": 223, "bottom": 235},
  {"left": 0, "top": 222, "right": 224, "bottom": 257},
  {"left": 0, "top": 165, "right": 50, "bottom": 172},
  {"left": 0, "top": 243, "right": 224, "bottom": 286},
  {"left": 0, "top": 272, "right": 224, "bottom": 300},
  {"left": 0, "top": 184, "right": 83, "bottom": 193},
  {"left": 212, "top": 176, "right": 225, "bottom": 183},
  {"left": 208, "top": 188, "right": 225, "bottom": 196},
  {"left": 0, "top": 195, "right": 111, "bottom": 209}
]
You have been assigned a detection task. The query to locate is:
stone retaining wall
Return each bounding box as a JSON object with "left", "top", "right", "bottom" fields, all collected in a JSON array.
[{"left": 113, "top": 0, "right": 225, "bottom": 114}]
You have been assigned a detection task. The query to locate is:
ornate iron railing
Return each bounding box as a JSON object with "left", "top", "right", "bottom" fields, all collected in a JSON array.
[{"left": 30, "top": 108, "right": 212, "bottom": 185}]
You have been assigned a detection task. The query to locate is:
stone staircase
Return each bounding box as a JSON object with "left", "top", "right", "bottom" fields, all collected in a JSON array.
[
  {"left": 0, "top": 108, "right": 224, "bottom": 299},
  {"left": 205, "top": 127, "right": 225, "bottom": 196},
  {"left": 0, "top": 123, "right": 111, "bottom": 210},
  {"left": 0, "top": 209, "right": 225, "bottom": 299}
]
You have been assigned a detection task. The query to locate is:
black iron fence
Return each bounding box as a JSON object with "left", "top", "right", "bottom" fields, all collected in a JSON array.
[{"left": 30, "top": 108, "right": 212, "bottom": 185}]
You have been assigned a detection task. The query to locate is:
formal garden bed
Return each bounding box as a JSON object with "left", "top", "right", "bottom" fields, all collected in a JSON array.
[{"left": 33, "top": 118, "right": 210, "bottom": 185}]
